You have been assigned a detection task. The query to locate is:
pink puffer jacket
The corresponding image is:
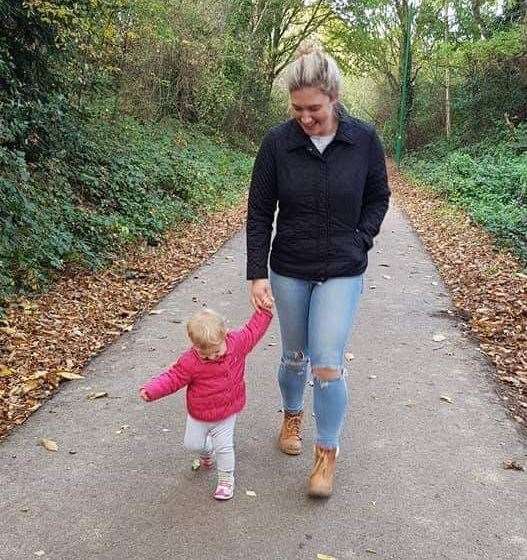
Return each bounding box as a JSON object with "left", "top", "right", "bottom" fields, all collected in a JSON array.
[{"left": 141, "top": 310, "right": 272, "bottom": 422}]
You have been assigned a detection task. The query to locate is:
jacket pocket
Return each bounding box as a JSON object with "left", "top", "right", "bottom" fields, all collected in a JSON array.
[
  {"left": 355, "top": 229, "right": 373, "bottom": 250},
  {"left": 341, "top": 231, "right": 367, "bottom": 268}
]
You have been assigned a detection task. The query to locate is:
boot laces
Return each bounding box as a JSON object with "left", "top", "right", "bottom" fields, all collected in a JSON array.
[
  {"left": 284, "top": 414, "right": 302, "bottom": 439},
  {"left": 313, "top": 448, "right": 331, "bottom": 475}
]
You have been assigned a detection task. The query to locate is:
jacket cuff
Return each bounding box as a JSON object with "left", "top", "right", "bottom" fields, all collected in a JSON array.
[
  {"left": 357, "top": 229, "right": 373, "bottom": 250},
  {"left": 247, "top": 267, "right": 269, "bottom": 280}
]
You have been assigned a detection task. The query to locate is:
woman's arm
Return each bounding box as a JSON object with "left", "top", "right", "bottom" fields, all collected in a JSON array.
[
  {"left": 246, "top": 131, "right": 278, "bottom": 281},
  {"left": 357, "top": 130, "right": 391, "bottom": 248}
]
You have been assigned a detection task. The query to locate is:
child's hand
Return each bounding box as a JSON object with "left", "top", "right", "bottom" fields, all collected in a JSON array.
[{"left": 139, "top": 389, "right": 151, "bottom": 402}]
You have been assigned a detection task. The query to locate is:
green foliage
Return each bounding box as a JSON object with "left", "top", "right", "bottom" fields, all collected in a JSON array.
[
  {"left": 403, "top": 130, "right": 527, "bottom": 262},
  {"left": 410, "top": 26, "right": 527, "bottom": 146},
  {"left": 0, "top": 114, "right": 253, "bottom": 306},
  {"left": 325, "top": 1, "right": 526, "bottom": 152},
  {"left": 116, "top": 0, "right": 288, "bottom": 142},
  {"left": 1, "top": 0, "right": 327, "bottom": 314}
]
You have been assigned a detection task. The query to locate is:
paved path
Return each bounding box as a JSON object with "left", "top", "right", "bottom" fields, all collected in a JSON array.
[{"left": 2, "top": 204, "right": 526, "bottom": 560}]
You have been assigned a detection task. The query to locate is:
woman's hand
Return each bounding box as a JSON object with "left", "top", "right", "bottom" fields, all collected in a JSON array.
[
  {"left": 139, "top": 389, "right": 150, "bottom": 402},
  {"left": 250, "top": 279, "right": 274, "bottom": 311}
]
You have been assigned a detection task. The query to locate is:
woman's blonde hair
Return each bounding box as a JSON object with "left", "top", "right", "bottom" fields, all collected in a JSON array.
[
  {"left": 186, "top": 308, "right": 226, "bottom": 348},
  {"left": 284, "top": 41, "right": 341, "bottom": 99}
]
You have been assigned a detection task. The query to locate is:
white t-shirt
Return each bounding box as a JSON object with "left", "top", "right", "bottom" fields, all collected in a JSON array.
[{"left": 310, "top": 133, "right": 335, "bottom": 154}]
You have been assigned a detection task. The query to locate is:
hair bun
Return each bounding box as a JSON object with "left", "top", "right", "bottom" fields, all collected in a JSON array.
[{"left": 295, "top": 40, "right": 322, "bottom": 60}]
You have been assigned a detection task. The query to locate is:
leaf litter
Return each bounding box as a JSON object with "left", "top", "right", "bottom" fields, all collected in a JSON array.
[
  {"left": 0, "top": 202, "right": 247, "bottom": 439},
  {"left": 390, "top": 163, "right": 527, "bottom": 429}
]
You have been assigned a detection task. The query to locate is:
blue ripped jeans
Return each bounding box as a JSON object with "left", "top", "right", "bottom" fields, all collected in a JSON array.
[{"left": 270, "top": 270, "right": 363, "bottom": 449}]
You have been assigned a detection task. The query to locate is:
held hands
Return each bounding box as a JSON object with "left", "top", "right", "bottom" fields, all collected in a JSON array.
[
  {"left": 139, "top": 389, "right": 151, "bottom": 402},
  {"left": 250, "top": 279, "right": 274, "bottom": 311}
]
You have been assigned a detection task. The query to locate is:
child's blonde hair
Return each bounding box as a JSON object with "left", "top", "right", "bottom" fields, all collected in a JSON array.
[{"left": 186, "top": 308, "right": 226, "bottom": 348}]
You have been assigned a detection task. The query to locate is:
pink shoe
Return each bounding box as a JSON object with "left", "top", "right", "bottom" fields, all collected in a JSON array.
[{"left": 213, "top": 473, "right": 234, "bottom": 501}]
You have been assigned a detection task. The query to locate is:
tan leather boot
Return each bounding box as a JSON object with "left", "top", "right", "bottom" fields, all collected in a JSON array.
[
  {"left": 278, "top": 411, "right": 303, "bottom": 455},
  {"left": 307, "top": 445, "right": 337, "bottom": 498}
]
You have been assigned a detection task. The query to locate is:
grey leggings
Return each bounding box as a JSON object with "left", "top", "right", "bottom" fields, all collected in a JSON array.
[{"left": 183, "top": 413, "right": 237, "bottom": 472}]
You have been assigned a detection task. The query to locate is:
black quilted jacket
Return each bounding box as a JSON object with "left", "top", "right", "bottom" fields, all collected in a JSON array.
[{"left": 246, "top": 114, "right": 390, "bottom": 281}]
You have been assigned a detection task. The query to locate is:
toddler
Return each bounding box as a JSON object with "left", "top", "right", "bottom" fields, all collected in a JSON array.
[{"left": 140, "top": 306, "right": 272, "bottom": 500}]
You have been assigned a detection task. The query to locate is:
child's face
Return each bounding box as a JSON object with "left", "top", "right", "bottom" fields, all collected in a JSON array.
[{"left": 195, "top": 340, "right": 227, "bottom": 361}]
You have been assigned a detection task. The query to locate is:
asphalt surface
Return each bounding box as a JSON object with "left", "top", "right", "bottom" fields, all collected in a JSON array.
[{"left": 2, "top": 204, "right": 527, "bottom": 560}]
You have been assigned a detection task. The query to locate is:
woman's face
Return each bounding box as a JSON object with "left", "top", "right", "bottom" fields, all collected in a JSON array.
[{"left": 290, "top": 87, "right": 337, "bottom": 136}]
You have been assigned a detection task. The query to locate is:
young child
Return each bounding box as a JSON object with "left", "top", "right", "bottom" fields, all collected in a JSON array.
[{"left": 139, "top": 306, "right": 272, "bottom": 501}]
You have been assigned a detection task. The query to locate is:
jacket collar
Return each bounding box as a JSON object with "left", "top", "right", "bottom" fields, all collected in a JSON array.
[{"left": 286, "top": 110, "right": 355, "bottom": 152}]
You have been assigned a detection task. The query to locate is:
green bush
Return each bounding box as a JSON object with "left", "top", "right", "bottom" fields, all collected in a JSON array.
[
  {"left": 0, "top": 114, "right": 253, "bottom": 308},
  {"left": 403, "top": 130, "right": 527, "bottom": 263}
]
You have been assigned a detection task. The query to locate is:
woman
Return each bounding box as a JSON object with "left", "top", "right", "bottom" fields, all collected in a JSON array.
[{"left": 246, "top": 44, "right": 390, "bottom": 498}]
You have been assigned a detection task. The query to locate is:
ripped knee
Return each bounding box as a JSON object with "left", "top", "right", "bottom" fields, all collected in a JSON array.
[
  {"left": 312, "top": 366, "right": 341, "bottom": 382},
  {"left": 281, "top": 350, "right": 309, "bottom": 373}
]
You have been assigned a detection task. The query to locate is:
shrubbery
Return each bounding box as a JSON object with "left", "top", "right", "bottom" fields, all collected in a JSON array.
[
  {"left": 403, "top": 127, "right": 527, "bottom": 263},
  {"left": 0, "top": 112, "right": 253, "bottom": 306}
]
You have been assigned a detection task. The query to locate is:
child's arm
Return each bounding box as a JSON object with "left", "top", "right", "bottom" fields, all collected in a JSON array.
[
  {"left": 140, "top": 355, "right": 192, "bottom": 402},
  {"left": 232, "top": 309, "right": 273, "bottom": 355}
]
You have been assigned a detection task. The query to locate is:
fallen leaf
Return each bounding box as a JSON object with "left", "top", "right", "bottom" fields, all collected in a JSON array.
[
  {"left": 191, "top": 458, "right": 200, "bottom": 471},
  {"left": 245, "top": 490, "right": 257, "bottom": 497},
  {"left": 86, "top": 391, "right": 108, "bottom": 400},
  {"left": 317, "top": 555, "right": 336, "bottom": 560},
  {"left": 503, "top": 459, "right": 525, "bottom": 471},
  {"left": 366, "top": 550, "right": 377, "bottom": 555},
  {"left": 117, "top": 424, "right": 130, "bottom": 433},
  {"left": 22, "top": 379, "right": 41, "bottom": 394},
  {"left": 440, "top": 395, "right": 453, "bottom": 404},
  {"left": 0, "top": 365, "right": 15, "bottom": 378},
  {"left": 432, "top": 333, "right": 447, "bottom": 342},
  {"left": 56, "top": 370, "right": 84, "bottom": 381},
  {"left": 499, "top": 376, "right": 522, "bottom": 387},
  {"left": 40, "top": 438, "right": 58, "bottom": 452}
]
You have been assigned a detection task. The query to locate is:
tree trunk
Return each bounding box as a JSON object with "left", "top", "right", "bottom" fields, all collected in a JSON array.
[
  {"left": 444, "top": 0, "right": 451, "bottom": 138},
  {"left": 471, "top": 0, "right": 488, "bottom": 39}
]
